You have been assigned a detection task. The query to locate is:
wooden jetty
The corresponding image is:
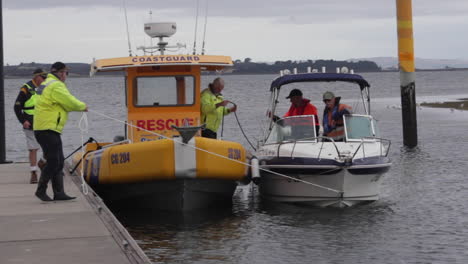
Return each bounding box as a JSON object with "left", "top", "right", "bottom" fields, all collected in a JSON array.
[{"left": 0, "top": 162, "right": 151, "bottom": 264}]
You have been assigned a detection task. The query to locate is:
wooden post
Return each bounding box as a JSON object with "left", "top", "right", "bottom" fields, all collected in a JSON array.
[{"left": 396, "top": 0, "right": 418, "bottom": 147}]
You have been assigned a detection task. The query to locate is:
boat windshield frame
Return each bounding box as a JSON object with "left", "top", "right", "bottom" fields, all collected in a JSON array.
[
  {"left": 343, "top": 114, "right": 380, "bottom": 142},
  {"left": 264, "top": 115, "right": 318, "bottom": 145}
]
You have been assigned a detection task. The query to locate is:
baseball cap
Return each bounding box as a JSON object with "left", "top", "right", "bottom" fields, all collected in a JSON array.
[
  {"left": 33, "top": 68, "right": 48, "bottom": 79},
  {"left": 323, "top": 91, "right": 335, "bottom": 100},
  {"left": 50, "top": 61, "right": 68, "bottom": 72},
  {"left": 286, "top": 89, "right": 303, "bottom": 99}
]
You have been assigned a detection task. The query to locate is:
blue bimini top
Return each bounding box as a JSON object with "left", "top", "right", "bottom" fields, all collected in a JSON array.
[{"left": 270, "top": 73, "right": 371, "bottom": 91}]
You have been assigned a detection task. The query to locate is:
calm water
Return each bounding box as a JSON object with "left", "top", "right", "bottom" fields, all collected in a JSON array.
[{"left": 4, "top": 71, "right": 468, "bottom": 263}]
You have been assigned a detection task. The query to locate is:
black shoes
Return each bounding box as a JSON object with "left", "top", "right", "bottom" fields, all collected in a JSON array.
[
  {"left": 35, "top": 192, "right": 53, "bottom": 202},
  {"left": 35, "top": 192, "right": 76, "bottom": 201},
  {"left": 30, "top": 171, "right": 38, "bottom": 184},
  {"left": 53, "top": 194, "right": 76, "bottom": 201}
]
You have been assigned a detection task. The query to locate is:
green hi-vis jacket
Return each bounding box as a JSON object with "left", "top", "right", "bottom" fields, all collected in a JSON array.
[
  {"left": 23, "top": 82, "right": 37, "bottom": 115},
  {"left": 200, "top": 88, "right": 231, "bottom": 132},
  {"left": 33, "top": 74, "right": 86, "bottom": 134}
]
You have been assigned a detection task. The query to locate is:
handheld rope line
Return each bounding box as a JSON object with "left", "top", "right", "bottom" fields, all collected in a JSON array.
[
  {"left": 83, "top": 109, "right": 341, "bottom": 194},
  {"left": 220, "top": 105, "right": 225, "bottom": 140},
  {"left": 230, "top": 103, "right": 257, "bottom": 151}
]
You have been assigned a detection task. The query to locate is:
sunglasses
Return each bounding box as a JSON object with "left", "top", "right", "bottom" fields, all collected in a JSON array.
[{"left": 323, "top": 99, "right": 331, "bottom": 103}]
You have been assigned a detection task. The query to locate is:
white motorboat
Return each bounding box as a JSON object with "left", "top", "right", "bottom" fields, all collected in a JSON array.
[{"left": 253, "top": 73, "right": 392, "bottom": 207}]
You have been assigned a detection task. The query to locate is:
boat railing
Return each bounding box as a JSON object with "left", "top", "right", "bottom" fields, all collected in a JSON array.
[
  {"left": 275, "top": 136, "right": 341, "bottom": 160},
  {"left": 350, "top": 137, "right": 392, "bottom": 160},
  {"left": 275, "top": 136, "right": 391, "bottom": 161}
]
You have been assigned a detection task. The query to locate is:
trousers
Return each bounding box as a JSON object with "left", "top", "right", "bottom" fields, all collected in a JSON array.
[
  {"left": 34, "top": 130, "right": 65, "bottom": 196},
  {"left": 201, "top": 129, "right": 217, "bottom": 139}
]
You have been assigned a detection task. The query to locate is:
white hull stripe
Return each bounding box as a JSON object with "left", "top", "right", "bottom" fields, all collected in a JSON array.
[{"left": 174, "top": 138, "right": 197, "bottom": 178}]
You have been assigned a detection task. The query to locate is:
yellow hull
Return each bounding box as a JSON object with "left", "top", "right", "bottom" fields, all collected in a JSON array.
[{"left": 72, "top": 137, "right": 248, "bottom": 185}]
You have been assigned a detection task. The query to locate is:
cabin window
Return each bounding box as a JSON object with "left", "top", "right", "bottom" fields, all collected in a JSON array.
[{"left": 135, "top": 75, "right": 195, "bottom": 106}]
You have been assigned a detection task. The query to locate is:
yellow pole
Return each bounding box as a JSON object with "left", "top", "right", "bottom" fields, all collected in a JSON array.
[{"left": 396, "top": 0, "right": 418, "bottom": 147}]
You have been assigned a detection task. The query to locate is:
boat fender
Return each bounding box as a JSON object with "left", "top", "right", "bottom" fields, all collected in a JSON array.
[{"left": 251, "top": 157, "right": 261, "bottom": 185}]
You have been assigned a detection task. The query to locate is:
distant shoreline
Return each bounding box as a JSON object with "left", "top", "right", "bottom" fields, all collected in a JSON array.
[
  {"left": 420, "top": 98, "right": 468, "bottom": 111},
  {"left": 4, "top": 67, "right": 468, "bottom": 79}
]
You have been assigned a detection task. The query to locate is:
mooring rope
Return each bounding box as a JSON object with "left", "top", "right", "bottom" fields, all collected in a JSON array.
[
  {"left": 78, "top": 109, "right": 341, "bottom": 194},
  {"left": 78, "top": 113, "right": 90, "bottom": 195}
]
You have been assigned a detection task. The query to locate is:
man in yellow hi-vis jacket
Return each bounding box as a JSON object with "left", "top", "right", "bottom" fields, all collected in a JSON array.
[
  {"left": 200, "top": 78, "right": 237, "bottom": 139},
  {"left": 33, "top": 62, "right": 88, "bottom": 202}
]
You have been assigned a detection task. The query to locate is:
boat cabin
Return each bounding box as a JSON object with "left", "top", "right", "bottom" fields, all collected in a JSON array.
[{"left": 90, "top": 54, "right": 233, "bottom": 142}]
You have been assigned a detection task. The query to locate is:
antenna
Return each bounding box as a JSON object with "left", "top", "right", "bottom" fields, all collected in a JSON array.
[
  {"left": 192, "top": 0, "right": 200, "bottom": 55},
  {"left": 201, "top": 0, "right": 209, "bottom": 55},
  {"left": 122, "top": 0, "right": 133, "bottom": 56},
  {"left": 149, "top": 10, "right": 153, "bottom": 55}
]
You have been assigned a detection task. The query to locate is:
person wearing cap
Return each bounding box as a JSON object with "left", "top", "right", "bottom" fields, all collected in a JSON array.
[
  {"left": 200, "top": 77, "right": 237, "bottom": 139},
  {"left": 280, "top": 89, "right": 320, "bottom": 136},
  {"left": 13, "top": 68, "right": 48, "bottom": 184},
  {"left": 33, "top": 62, "right": 88, "bottom": 202},
  {"left": 322, "top": 91, "right": 352, "bottom": 141}
]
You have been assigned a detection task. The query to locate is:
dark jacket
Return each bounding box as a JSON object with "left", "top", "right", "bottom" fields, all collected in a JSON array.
[{"left": 13, "top": 80, "right": 38, "bottom": 128}]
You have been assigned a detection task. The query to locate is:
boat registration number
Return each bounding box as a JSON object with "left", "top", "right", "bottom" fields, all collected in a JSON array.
[
  {"left": 111, "top": 152, "right": 131, "bottom": 164},
  {"left": 228, "top": 148, "right": 242, "bottom": 160}
]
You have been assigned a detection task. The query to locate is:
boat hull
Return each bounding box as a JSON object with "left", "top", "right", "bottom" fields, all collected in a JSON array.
[
  {"left": 258, "top": 166, "right": 386, "bottom": 207},
  {"left": 72, "top": 137, "right": 248, "bottom": 211},
  {"left": 90, "top": 179, "right": 237, "bottom": 211},
  {"left": 256, "top": 151, "right": 391, "bottom": 207}
]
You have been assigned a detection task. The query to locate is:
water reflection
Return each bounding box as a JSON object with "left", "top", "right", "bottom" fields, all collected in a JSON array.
[{"left": 110, "top": 192, "right": 253, "bottom": 264}]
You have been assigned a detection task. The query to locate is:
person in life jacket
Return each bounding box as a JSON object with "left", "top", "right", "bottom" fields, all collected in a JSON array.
[
  {"left": 33, "top": 62, "right": 88, "bottom": 202},
  {"left": 200, "top": 77, "right": 237, "bottom": 139},
  {"left": 322, "top": 91, "right": 352, "bottom": 141},
  {"left": 271, "top": 89, "right": 320, "bottom": 136},
  {"left": 13, "top": 68, "right": 48, "bottom": 184}
]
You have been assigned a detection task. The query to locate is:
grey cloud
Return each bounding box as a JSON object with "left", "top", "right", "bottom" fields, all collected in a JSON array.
[{"left": 4, "top": 0, "right": 468, "bottom": 20}]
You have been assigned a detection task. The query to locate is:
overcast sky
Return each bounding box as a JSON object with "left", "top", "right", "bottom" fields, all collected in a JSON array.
[{"left": 3, "top": 0, "right": 468, "bottom": 65}]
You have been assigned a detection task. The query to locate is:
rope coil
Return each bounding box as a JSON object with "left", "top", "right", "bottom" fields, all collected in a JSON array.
[{"left": 78, "top": 113, "right": 90, "bottom": 195}]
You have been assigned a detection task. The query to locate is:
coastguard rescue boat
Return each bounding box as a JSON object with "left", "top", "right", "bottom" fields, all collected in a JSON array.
[{"left": 71, "top": 22, "right": 248, "bottom": 211}]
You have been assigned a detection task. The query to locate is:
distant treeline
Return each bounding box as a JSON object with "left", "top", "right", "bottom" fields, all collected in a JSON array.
[
  {"left": 4, "top": 62, "right": 93, "bottom": 77},
  {"left": 232, "top": 58, "right": 381, "bottom": 74},
  {"left": 4, "top": 59, "right": 381, "bottom": 77}
]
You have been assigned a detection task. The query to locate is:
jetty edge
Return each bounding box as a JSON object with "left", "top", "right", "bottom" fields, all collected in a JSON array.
[{"left": 0, "top": 162, "right": 151, "bottom": 264}]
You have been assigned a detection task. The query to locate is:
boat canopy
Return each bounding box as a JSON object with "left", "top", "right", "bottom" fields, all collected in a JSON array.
[
  {"left": 270, "top": 73, "right": 370, "bottom": 91},
  {"left": 90, "top": 54, "right": 233, "bottom": 76}
]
